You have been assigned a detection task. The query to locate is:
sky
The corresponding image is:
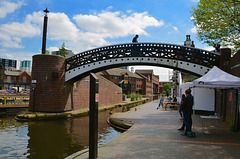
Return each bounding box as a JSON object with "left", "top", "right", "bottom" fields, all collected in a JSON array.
[{"left": 0, "top": 0, "right": 213, "bottom": 81}]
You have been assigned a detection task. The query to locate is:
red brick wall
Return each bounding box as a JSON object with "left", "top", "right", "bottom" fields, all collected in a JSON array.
[
  {"left": 19, "top": 72, "right": 31, "bottom": 84},
  {"left": 215, "top": 49, "right": 239, "bottom": 127},
  {"left": 29, "top": 54, "right": 71, "bottom": 112},
  {"left": 98, "top": 75, "right": 122, "bottom": 107},
  {"left": 68, "top": 75, "right": 122, "bottom": 110},
  {"left": 228, "top": 50, "right": 240, "bottom": 77}
]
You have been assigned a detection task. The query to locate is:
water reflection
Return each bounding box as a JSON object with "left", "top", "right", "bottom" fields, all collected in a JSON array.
[{"left": 0, "top": 108, "right": 122, "bottom": 159}]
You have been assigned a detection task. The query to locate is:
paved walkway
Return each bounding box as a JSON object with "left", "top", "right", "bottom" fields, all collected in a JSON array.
[{"left": 75, "top": 100, "right": 240, "bottom": 159}]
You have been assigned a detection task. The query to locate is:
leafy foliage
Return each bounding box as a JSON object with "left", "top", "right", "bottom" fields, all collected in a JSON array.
[
  {"left": 191, "top": 0, "right": 240, "bottom": 53},
  {"left": 59, "top": 42, "right": 69, "bottom": 56},
  {"left": 163, "top": 83, "right": 171, "bottom": 96}
]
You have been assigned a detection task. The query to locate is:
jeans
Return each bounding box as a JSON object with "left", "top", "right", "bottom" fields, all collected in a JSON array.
[
  {"left": 183, "top": 112, "right": 191, "bottom": 134},
  {"left": 179, "top": 105, "right": 182, "bottom": 117}
]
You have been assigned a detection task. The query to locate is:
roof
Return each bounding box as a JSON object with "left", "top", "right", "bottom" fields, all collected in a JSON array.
[
  {"left": 105, "top": 68, "right": 143, "bottom": 79},
  {"left": 5, "top": 70, "right": 31, "bottom": 76},
  {"left": 5, "top": 70, "right": 22, "bottom": 76},
  {"left": 135, "top": 70, "right": 153, "bottom": 74},
  {"left": 190, "top": 66, "right": 240, "bottom": 89}
]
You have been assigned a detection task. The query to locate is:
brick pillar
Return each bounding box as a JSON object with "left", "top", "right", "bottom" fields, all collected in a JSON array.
[
  {"left": 219, "top": 48, "right": 231, "bottom": 71},
  {"left": 29, "top": 54, "right": 72, "bottom": 112},
  {"left": 229, "top": 50, "right": 240, "bottom": 77}
]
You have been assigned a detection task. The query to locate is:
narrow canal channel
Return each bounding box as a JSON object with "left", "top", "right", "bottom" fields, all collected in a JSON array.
[{"left": 0, "top": 108, "right": 122, "bottom": 159}]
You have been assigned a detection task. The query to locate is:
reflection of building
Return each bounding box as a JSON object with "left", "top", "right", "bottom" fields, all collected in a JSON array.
[{"left": 20, "top": 60, "right": 31, "bottom": 72}]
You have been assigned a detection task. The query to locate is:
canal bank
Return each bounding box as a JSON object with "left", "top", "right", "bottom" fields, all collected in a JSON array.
[
  {"left": 15, "top": 98, "right": 149, "bottom": 121},
  {"left": 74, "top": 100, "right": 240, "bottom": 159}
]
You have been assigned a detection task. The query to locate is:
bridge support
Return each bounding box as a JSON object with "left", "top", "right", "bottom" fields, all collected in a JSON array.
[
  {"left": 89, "top": 73, "right": 99, "bottom": 159},
  {"left": 29, "top": 54, "right": 72, "bottom": 112}
]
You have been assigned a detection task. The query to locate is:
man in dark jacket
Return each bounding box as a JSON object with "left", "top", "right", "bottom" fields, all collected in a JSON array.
[
  {"left": 132, "top": 34, "right": 139, "bottom": 43},
  {"left": 181, "top": 89, "right": 193, "bottom": 136}
]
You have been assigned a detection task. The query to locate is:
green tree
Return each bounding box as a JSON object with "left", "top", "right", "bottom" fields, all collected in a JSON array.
[
  {"left": 59, "top": 42, "right": 69, "bottom": 56},
  {"left": 45, "top": 50, "right": 50, "bottom": 55},
  {"left": 191, "top": 0, "right": 240, "bottom": 53},
  {"left": 163, "top": 83, "right": 171, "bottom": 96}
]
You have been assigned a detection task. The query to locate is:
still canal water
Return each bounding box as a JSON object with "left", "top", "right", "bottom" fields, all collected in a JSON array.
[{"left": 0, "top": 108, "right": 122, "bottom": 159}]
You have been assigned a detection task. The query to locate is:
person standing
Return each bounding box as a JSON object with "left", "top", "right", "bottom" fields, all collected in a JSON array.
[
  {"left": 157, "top": 94, "right": 164, "bottom": 109},
  {"left": 132, "top": 34, "right": 139, "bottom": 43},
  {"left": 181, "top": 89, "right": 193, "bottom": 136},
  {"left": 179, "top": 94, "right": 185, "bottom": 120}
]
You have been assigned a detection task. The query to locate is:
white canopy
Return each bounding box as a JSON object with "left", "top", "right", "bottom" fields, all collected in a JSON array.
[{"left": 191, "top": 66, "right": 240, "bottom": 89}]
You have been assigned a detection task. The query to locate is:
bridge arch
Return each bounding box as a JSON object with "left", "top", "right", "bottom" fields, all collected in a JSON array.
[{"left": 65, "top": 43, "right": 220, "bottom": 83}]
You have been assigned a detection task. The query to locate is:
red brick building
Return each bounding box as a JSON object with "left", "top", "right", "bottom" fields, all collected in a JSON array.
[
  {"left": 2, "top": 67, "right": 31, "bottom": 91},
  {"left": 100, "top": 68, "right": 144, "bottom": 95},
  {"left": 135, "top": 70, "right": 159, "bottom": 95},
  {"left": 135, "top": 72, "right": 152, "bottom": 95}
]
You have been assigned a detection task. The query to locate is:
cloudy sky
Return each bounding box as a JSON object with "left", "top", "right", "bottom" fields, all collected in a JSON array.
[{"left": 0, "top": 0, "right": 212, "bottom": 81}]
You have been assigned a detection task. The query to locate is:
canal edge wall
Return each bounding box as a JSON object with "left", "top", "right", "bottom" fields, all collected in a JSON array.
[{"left": 16, "top": 98, "right": 149, "bottom": 121}]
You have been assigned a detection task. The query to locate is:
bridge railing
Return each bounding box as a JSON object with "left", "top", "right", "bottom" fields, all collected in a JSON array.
[{"left": 65, "top": 43, "right": 220, "bottom": 71}]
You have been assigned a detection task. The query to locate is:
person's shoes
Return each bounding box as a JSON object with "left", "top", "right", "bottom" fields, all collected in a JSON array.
[
  {"left": 178, "top": 128, "right": 184, "bottom": 131},
  {"left": 181, "top": 133, "right": 187, "bottom": 136}
]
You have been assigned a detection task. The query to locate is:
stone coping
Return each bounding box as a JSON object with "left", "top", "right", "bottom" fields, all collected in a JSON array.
[{"left": 15, "top": 98, "right": 148, "bottom": 121}]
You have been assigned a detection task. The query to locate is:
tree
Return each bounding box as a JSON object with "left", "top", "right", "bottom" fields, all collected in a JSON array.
[
  {"left": 59, "top": 42, "right": 69, "bottom": 56},
  {"left": 163, "top": 83, "right": 171, "bottom": 96},
  {"left": 191, "top": 0, "right": 240, "bottom": 53},
  {"left": 45, "top": 50, "right": 50, "bottom": 55}
]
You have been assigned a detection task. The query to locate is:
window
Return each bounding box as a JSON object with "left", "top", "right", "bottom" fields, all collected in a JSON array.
[
  {"left": 23, "top": 76, "right": 27, "bottom": 83},
  {"left": 7, "top": 76, "right": 11, "bottom": 83}
]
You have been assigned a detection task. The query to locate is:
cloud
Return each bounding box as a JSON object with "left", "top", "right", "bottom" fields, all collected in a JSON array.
[
  {"left": 47, "top": 46, "right": 59, "bottom": 52},
  {"left": 203, "top": 46, "right": 213, "bottom": 51},
  {"left": 73, "top": 11, "right": 164, "bottom": 38},
  {"left": 173, "top": 26, "right": 179, "bottom": 31},
  {"left": 0, "top": 0, "right": 25, "bottom": 18},
  {"left": 0, "top": 11, "right": 42, "bottom": 48},
  {"left": 191, "top": 26, "right": 197, "bottom": 34},
  {"left": 0, "top": 9, "right": 164, "bottom": 52}
]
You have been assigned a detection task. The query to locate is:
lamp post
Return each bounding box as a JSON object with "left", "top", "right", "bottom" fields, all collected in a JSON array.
[{"left": 42, "top": 8, "right": 49, "bottom": 54}]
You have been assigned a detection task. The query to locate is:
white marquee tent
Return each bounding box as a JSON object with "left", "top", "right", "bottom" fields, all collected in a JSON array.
[
  {"left": 180, "top": 66, "right": 240, "bottom": 112},
  {"left": 191, "top": 66, "right": 240, "bottom": 89}
]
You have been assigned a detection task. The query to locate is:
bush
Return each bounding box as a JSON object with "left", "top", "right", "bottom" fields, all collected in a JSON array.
[{"left": 130, "top": 93, "right": 137, "bottom": 99}]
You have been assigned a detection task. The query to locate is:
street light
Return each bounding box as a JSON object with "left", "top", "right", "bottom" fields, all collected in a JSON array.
[{"left": 42, "top": 8, "right": 49, "bottom": 54}]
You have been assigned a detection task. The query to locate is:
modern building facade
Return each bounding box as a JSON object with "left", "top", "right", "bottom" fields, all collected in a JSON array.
[
  {"left": 0, "top": 58, "right": 17, "bottom": 69},
  {"left": 20, "top": 60, "right": 31, "bottom": 72},
  {"left": 51, "top": 50, "right": 74, "bottom": 58}
]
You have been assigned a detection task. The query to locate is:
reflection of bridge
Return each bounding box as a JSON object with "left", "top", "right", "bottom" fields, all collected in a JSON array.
[{"left": 65, "top": 43, "right": 220, "bottom": 83}]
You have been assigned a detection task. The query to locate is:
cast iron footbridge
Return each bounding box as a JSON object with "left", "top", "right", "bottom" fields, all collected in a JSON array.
[{"left": 65, "top": 43, "right": 220, "bottom": 83}]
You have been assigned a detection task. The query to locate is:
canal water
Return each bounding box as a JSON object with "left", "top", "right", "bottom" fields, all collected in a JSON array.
[{"left": 0, "top": 108, "right": 122, "bottom": 159}]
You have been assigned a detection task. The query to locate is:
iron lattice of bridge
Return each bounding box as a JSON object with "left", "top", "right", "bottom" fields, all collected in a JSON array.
[{"left": 65, "top": 43, "right": 220, "bottom": 83}]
